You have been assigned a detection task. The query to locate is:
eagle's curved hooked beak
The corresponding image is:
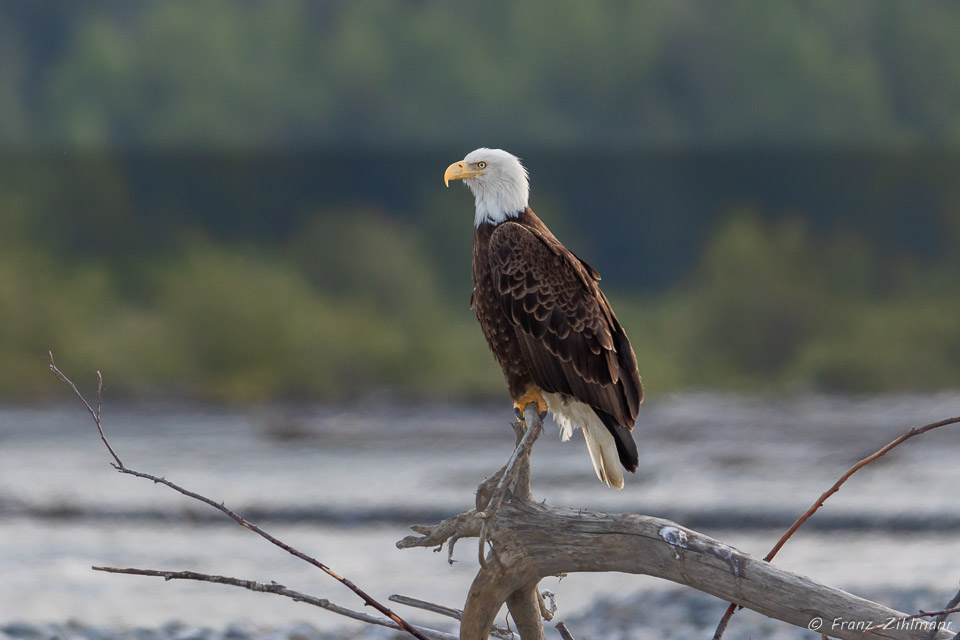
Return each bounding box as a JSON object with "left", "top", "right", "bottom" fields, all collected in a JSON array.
[{"left": 444, "top": 161, "right": 482, "bottom": 187}]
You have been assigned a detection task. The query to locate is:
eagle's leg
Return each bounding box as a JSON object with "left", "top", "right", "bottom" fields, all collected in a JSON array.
[{"left": 513, "top": 386, "right": 549, "bottom": 424}]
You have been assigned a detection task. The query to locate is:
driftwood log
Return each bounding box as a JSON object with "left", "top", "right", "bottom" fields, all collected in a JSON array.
[{"left": 398, "top": 404, "right": 955, "bottom": 640}]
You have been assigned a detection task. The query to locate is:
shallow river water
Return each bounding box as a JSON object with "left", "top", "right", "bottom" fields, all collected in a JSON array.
[{"left": 1, "top": 394, "right": 958, "bottom": 633}]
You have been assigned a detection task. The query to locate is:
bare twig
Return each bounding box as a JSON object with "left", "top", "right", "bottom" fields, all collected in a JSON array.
[
  {"left": 711, "top": 603, "right": 737, "bottom": 640},
  {"left": 475, "top": 420, "right": 526, "bottom": 512},
  {"left": 391, "top": 594, "right": 464, "bottom": 621},
  {"left": 539, "top": 590, "right": 557, "bottom": 621},
  {"left": 925, "top": 587, "right": 960, "bottom": 640},
  {"left": 764, "top": 416, "right": 960, "bottom": 562},
  {"left": 713, "top": 415, "right": 960, "bottom": 640},
  {"left": 51, "top": 356, "right": 429, "bottom": 640},
  {"left": 397, "top": 509, "right": 482, "bottom": 550},
  {"left": 93, "top": 567, "right": 456, "bottom": 640},
  {"left": 96, "top": 370, "right": 103, "bottom": 431},
  {"left": 447, "top": 533, "right": 465, "bottom": 564},
  {"left": 49, "top": 352, "right": 123, "bottom": 468},
  {"left": 862, "top": 604, "right": 960, "bottom": 633},
  {"left": 555, "top": 621, "right": 576, "bottom": 640},
  {"left": 477, "top": 403, "right": 543, "bottom": 568},
  {"left": 389, "top": 595, "right": 518, "bottom": 640},
  {"left": 913, "top": 607, "right": 960, "bottom": 624}
]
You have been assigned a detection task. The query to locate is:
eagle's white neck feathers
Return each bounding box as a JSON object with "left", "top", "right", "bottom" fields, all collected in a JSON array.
[{"left": 462, "top": 148, "right": 530, "bottom": 227}]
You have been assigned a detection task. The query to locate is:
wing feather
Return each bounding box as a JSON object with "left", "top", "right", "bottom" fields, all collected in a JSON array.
[{"left": 488, "top": 222, "right": 643, "bottom": 427}]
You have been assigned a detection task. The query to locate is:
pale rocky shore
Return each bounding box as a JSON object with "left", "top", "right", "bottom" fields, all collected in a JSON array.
[{"left": 3, "top": 588, "right": 953, "bottom": 640}]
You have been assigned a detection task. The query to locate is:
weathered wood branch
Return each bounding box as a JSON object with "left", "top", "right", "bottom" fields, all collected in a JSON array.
[
  {"left": 476, "top": 405, "right": 543, "bottom": 568},
  {"left": 404, "top": 498, "right": 955, "bottom": 640},
  {"left": 400, "top": 407, "right": 960, "bottom": 640}
]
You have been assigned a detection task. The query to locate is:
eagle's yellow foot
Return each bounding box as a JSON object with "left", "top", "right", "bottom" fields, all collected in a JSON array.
[{"left": 513, "top": 387, "right": 549, "bottom": 424}]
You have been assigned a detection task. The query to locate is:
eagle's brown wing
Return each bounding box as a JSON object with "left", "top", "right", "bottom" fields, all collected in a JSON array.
[{"left": 488, "top": 221, "right": 642, "bottom": 428}]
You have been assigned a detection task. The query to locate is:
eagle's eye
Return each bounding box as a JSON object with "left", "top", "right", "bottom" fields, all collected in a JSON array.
[{"left": 477, "top": 162, "right": 487, "bottom": 169}]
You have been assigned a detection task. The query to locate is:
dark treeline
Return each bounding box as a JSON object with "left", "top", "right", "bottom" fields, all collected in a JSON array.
[
  {"left": 7, "top": 150, "right": 959, "bottom": 291},
  {"left": 3, "top": 1, "right": 960, "bottom": 149}
]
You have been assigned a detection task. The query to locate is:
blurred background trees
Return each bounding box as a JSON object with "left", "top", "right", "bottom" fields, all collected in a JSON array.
[{"left": 2, "top": 0, "right": 959, "bottom": 400}]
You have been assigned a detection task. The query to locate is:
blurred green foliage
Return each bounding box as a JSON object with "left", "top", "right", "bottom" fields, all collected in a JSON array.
[
  {"left": 0, "top": 221, "right": 504, "bottom": 402},
  {"left": 3, "top": 202, "right": 959, "bottom": 401},
  {"left": 617, "top": 213, "right": 960, "bottom": 394},
  {"left": 1, "top": 2, "right": 959, "bottom": 401},
  {"left": 5, "top": 1, "right": 960, "bottom": 148}
]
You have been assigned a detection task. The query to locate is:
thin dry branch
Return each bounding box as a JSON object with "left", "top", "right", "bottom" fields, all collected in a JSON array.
[
  {"left": 399, "top": 509, "right": 483, "bottom": 552},
  {"left": 50, "top": 355, "right": 429, "bottom": 640},
  {"left": 93, "top": 566, "right": 456, "bottom": 640},
  {"left": 48, "top": 352, "right": 122, "bottom": 467},
  {"left": 862, "top": 604, "right": 960, "bottom": 633},
  {"left": 538, "top": 590, "right": 557, "bottom": 621},
  {"left": 475, "top": 421, "right": 526, "bottom": 514},
  {"left": 477, "top": 405, "right": 544, "bottom": 568},
  {"left": 713, "top": 415, "right": 960, "bottom": 640},
  {"left": 924, "top": 587, "right": 960, "bottom": 640},
  {"left": 765, "top": 416, "right": 960, "bottom": 562},
  {"left": 391, "top": 594, "right": 465, "bottom": 621},
  {"left": 910, "top": 607, "right": 960, "bottom": 624},
  {"left": 554, "top": 622, "right": 576, "bottom": 640},
  {"left": 389, "top": 594, "right": 518, "bottom": 640},
  {"left": 711, "top": 603, "right": 737, "bottom": 640}
]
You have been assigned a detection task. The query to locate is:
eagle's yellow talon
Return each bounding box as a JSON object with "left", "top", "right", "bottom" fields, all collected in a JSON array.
[{"left": 513, "top": 387, "right": 548, "bottom": 424}]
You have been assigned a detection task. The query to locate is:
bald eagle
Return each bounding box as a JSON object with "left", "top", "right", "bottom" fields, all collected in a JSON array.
[{"left": 445, "top": 148, "right": 643, "bottom": 489}]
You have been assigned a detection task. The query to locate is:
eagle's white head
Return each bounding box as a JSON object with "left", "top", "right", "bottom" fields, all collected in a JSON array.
[{"left": 444, "top": 148, "right": 530, "bottom": 227}]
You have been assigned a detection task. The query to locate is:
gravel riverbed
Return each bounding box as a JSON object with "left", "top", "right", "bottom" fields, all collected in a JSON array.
[{"left": 3, "top": 588, "right": 956, "bottom": 640}]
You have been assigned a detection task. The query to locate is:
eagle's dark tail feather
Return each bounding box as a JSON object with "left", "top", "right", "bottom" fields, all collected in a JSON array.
[{"left": 595, "top": 409, "right": 639, "bottom": 473}]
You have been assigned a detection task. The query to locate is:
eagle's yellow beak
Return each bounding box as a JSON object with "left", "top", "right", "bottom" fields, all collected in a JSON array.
[{"left": 444, "top": 161, "right": 481, "bottom": 187}]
